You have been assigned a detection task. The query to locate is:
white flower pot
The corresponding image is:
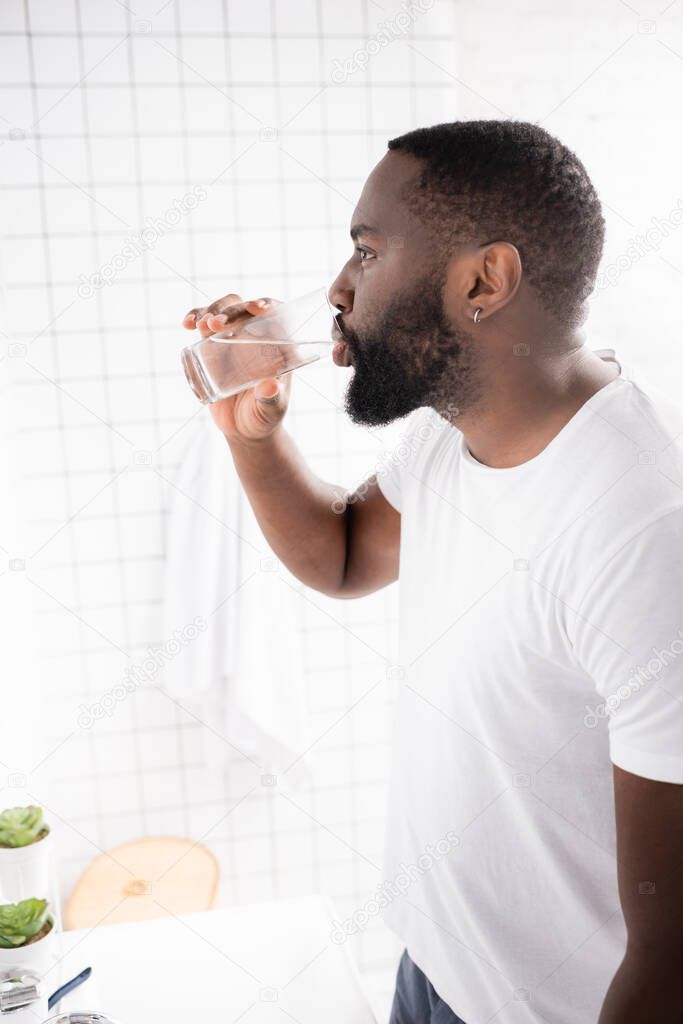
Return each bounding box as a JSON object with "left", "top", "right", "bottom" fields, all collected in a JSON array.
[
  {"left": 0, "top": 831, "right": 52, "bottom": 904},
  {"left": 0, "top": 918, "right": 56, "bottom": 978}
]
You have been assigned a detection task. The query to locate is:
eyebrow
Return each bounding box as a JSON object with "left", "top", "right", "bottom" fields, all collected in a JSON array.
[{"left": 350, "top": 223, "right": 380, "bottom": 241}]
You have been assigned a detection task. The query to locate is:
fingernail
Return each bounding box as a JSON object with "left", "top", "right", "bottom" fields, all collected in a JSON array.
[
  {"left": 256, "top": 299, "right": 270, "bottom": 308},
  {"left": 211, "top": 314, "right": 228, "bottom": 324}
]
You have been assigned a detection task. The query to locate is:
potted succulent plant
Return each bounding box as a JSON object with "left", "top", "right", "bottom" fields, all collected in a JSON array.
[
  {"left": 0, "top": 806, "right": 52, "bottom": 905},
  {"left": 0, "top": 897, "right": 55, "bottom": 975},
  {"left": 0, "top": 806, "right": 48, "bottom": 848}
]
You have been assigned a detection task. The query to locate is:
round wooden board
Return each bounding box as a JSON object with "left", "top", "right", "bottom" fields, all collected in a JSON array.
[{"left": 65, "top": 836, "right": 220, "bottom": 929}]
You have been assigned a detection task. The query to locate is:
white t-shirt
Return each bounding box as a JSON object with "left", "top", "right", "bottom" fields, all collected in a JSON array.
[{"left": 375, "top": 350, "right": 683, "bottom": 1024}]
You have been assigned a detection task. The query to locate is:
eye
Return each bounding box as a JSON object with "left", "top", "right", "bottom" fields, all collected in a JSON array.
[{"left": 355, "top": 245, "right": 375, "bottom": 263}]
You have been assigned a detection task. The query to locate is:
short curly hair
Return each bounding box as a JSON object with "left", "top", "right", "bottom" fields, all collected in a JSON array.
[{"left": 387, "top": 120, "right": 605, "bottom": 328}]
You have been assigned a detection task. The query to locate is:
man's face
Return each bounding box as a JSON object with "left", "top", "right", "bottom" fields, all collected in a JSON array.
[{"left": 328, "top": 150, "right": 478, "bottom": 427}]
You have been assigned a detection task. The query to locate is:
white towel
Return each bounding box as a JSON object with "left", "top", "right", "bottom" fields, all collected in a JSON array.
[{"left": 161, "top": 413, "right": 309, "bottom": 786}]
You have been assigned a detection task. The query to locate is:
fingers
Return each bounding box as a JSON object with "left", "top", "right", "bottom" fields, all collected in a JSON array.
[
  {"left": 183, "top": 293, "right": 242, "bottom": 330},
  {"left": 182, "top": 295, "right": 275, "bottom": 335},
  {"left": 204, "top": 297, "right": 274, "bottom": 334}
]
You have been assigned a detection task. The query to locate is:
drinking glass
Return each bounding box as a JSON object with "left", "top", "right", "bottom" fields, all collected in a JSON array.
[{"left": 181, "top": 286, "right": 337, "bottom": 404}]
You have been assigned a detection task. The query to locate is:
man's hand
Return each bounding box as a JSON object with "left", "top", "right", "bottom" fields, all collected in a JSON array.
[
  {"left": 183, "top": 292, "right": 292, "bottom": 443},
  {"left": 598, "top": 765, "right": 683, "bottom": 1022}
]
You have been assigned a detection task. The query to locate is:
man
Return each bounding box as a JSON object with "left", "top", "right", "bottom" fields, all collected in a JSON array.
[{"left": 182, "top": 121, "right": 683, "bottom": 1023}]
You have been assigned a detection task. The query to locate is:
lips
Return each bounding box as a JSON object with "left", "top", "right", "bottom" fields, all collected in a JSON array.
[
  {"left": 332, "top": 337, "right": 352, "bottom": 367},
  {"left": 331, "top": 314, "right": 353, "bottom": 368}
]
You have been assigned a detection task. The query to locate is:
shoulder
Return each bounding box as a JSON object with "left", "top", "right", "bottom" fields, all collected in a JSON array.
[
  {"left": 606, "top": 371, "right": 683, "bottom": 470},
  {"left": 568, "top": 372, "right": 683, "bottom": 604},
  {"left": 574, "top": 372, "right": 683, "bottom": 538}
]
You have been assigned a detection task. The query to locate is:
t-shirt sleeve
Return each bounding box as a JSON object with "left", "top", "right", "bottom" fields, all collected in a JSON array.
[
  {"left": 374, "top": 441, "right": 402, "bottom": 512},
  {"left": 374, "top": 407, "right": 438, "bottom": 513},
  {"left": 570, "top": 506, "right": 683, "bottom": 783}
]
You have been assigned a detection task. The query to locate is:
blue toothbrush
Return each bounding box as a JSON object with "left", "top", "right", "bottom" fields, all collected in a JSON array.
[{"left": 48, "top": 966, "right": 93, "bottom": 1010}]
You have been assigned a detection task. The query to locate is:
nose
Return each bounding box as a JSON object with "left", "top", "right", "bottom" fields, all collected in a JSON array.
[{"left": 328, "top": 265, "right": 354, "bottom": 319}]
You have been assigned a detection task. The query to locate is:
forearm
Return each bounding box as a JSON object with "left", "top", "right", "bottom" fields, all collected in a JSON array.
[
  {"left": 598, "top": 951, "right": 683, "bottom": 1023},
  {"left": 226, "top": 424, "right": 349, "bottom": 595}
]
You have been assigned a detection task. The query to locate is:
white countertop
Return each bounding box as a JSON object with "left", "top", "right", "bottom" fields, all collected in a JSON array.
[{"left": 49, "top": 896, "right": 377, "bottom": 1023}]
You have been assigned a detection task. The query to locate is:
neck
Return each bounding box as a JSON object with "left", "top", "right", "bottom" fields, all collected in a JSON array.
[{"left": 449, "top": 329, "right": 621, "bottom": 469}]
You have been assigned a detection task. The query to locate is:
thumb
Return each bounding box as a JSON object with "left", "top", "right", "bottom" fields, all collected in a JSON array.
[{"left": 254, "top": 378, "right": 281, "bottom": 404}]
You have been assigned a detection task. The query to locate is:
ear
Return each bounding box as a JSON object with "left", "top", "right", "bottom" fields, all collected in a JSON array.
[{"left": 446, "top": 242, "right": 522, "bottom": 325}]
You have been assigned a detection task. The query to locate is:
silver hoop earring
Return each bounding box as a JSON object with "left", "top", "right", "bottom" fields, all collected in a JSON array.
[{"left": 473, "top": 308, "right": 483, "bottom": 324}]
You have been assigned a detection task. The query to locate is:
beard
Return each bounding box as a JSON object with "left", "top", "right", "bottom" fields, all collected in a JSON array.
[{"left": 341, "top": 271, "right": 479, "bottom": 428}]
